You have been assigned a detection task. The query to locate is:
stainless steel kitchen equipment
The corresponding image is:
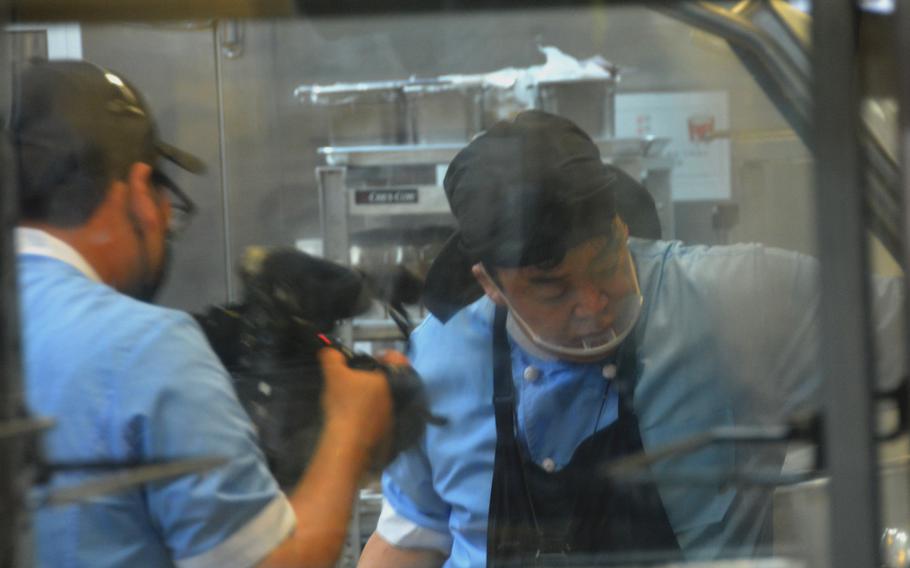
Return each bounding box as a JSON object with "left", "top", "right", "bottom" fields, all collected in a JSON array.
[
  {"left": 774, "top": 456, "right": 910, "bottom": 568},
  {"left": 350, "top": 225, "right": 454, "bottom": 282},
  {"left": 295, "top": 82, "right": 409, "bottom": 146},
  {"left": 481, "top": 80, "right": 532, "bottom": 127},
  {"left": 403, "top": 80, "right": 484, "bottom": 144},
  {"left": 297, "top": 49, "right": 617, "bottom": 148},
  {"left": 536, "top": 76, "right": 617, "bottom": 140}
]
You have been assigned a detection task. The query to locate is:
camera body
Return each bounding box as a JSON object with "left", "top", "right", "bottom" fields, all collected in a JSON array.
[{"left": 194, "top": 247, "right": 440, "bottom": 488}]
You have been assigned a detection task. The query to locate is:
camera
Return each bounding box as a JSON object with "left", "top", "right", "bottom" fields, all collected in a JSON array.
[{"left": 194, "top": 247, "right": 443, "bottom": 488}]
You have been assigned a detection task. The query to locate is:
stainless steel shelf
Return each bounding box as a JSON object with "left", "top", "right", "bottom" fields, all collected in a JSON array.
[{"left": 318, "top": 137, "right": 672, "bottom": 168}]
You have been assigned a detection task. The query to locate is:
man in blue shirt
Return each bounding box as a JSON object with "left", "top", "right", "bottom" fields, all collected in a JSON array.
[
  {"left": 359, "top": 111, "right": 905, "bottom": 567},
  {"left": 13, "top": 60, "right": 396, "bottom": 567}
]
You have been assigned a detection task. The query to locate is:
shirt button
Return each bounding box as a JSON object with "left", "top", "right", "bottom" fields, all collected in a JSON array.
[
  {"left": 541, "top": 458, "right": 556, "bottom": 473},
  {"left": 523, "top": 366, "right": 541, "bottom": 382},
  {"left": 602, "top": 364, "right": 617, "bottom": 380}
]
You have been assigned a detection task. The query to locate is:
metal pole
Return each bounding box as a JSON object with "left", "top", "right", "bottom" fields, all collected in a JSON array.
[
  {"left": 812, "top": 2, "right": 881, "bottom": 567},
  {"left": 897, "top": 0, "right": 910, "bottom": 540},
  {"left": 0, "top": 15, "right": 30, "bottom": 567},
  {"left": 213, "top": 23, "right": 236, "bottom": 302},
  {"left": 316, "top": 166, "right": 350, "bottom": 267},
  {"left": 316, "top": 165, "right": 359, "bottom": 567}
]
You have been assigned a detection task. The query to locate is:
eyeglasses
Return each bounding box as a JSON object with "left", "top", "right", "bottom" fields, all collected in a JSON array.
[{"left": 150, "top": 169, "right": 197, "bottom": 236}]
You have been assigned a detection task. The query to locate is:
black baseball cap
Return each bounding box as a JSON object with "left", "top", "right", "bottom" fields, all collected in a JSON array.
[
  {"left": 423, "top": 110, "right": 646, "bottom": 323},
  {"left": 9, "top": 59, "right": 205, "bottom": 203}
]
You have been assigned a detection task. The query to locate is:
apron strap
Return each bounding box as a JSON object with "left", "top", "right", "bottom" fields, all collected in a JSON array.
[
  {"left": 492, "top": 306, "right": 517, "bottom": 443},
  {"left": 487, "top": 306, "right": 544, "bottom": 566}
]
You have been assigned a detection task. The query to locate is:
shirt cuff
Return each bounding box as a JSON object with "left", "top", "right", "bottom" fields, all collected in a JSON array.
[
  {"left": 375, "top": 497, "right": 453, "bottom": 554},
  {"left": 175, "top": 493, "right": 296, "bottom": 568}
]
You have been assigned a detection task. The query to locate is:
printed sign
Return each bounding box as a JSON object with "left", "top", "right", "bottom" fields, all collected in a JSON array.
[
  {"left": 616, "top": 91, "right": 731, "bottom": 201},
  {"left": 354, "top": 188, "right": 419, "bottom": 205}
]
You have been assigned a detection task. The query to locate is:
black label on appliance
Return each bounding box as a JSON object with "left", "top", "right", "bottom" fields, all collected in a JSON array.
[{"left": 354, "top": 188, "right": 419, "bottom": 205}]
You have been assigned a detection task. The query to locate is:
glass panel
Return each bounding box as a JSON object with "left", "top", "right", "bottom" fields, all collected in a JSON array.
[
  {"left": 8, "top": 2, "right": 906, "bottom": 567},
  {"left": 212, "top": 6, "right": 827, "bottom": 566},
  {"left": 861, "top": 22, "right": 910, "bottom": 568}
]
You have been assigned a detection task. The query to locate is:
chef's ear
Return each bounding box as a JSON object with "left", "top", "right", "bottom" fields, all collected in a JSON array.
[
  {"left": 615, "top": 215, "right": 629, "bottom": 240},
  {"left": 472, "top": 263, "right": 507, "bottom": 307}
]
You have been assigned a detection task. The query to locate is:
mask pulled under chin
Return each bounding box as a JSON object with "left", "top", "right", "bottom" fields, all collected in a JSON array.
[
  {"left": 505, "top": 292, "right": 643, "bottom": 362},
  {"left": 485, "top": 248, "right": 644, "bottom": 362}
]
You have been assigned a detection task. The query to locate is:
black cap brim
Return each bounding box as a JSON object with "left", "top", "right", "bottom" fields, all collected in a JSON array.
[
  {"left": 156, "top": 140, "right": 206, "bottom": 175},
  {"left": 422, "top": 230, "right": 486, "bottom": 323}
]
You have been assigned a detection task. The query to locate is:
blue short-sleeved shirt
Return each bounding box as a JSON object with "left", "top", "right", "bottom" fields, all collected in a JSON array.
[
  {"left": 377, "top": 238, "right": 905, "bottom": 567},
  {"left": 17, "top": 228, "right": 296, "bottom": 568}
]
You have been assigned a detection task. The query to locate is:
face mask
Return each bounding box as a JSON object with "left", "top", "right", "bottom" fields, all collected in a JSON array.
[{"left": 482, "top": 250, "right": 643, "bottom": 362}]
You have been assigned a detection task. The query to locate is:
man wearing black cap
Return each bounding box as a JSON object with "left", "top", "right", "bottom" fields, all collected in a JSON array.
[
  {"left": 12, "top": 60, "right": 395, "bottom": 568},
  {"left": 360, "top": 110, "right": 905, "bottom": 567}
]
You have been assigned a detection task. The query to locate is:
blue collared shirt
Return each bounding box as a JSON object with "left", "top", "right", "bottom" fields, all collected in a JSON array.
[
  {"left": 377, "top": 238, "right": 905, "bottom": 567},
  {"left": 17, "top": 228, "right": 296, "bottom": 568}
]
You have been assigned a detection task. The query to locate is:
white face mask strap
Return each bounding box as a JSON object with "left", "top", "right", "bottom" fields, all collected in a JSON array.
[
  {"left": 627, "top": 247, "right": 642, "bottom": 299},
  {"left": 479, "top": 253, "right": 643, "bottom": 360},
  {"left": 478, "top": 264, "right": 547, "bottom": 344},
  {"left": 478, "top": 264, "right": 545, "bottom": 338}
]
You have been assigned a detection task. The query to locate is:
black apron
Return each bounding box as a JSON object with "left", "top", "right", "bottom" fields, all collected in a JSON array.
[{"left": 486, "top": 307, "right": 682, "bottom": 567}]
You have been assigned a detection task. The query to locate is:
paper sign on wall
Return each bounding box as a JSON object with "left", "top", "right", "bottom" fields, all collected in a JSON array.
[{"left": 616, "top": 91, "right": 730, "bottom": 201}]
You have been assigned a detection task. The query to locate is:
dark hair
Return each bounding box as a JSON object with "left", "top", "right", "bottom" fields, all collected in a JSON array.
[
  {"left": 16, "top": 141, "right": 126, "bottom": 227},
  {"left": 482, "top": 211, "right": 622, "bottom": 277},
  {"left": 445, "top": 112, "right": 619, "bottom": 271},
  {"left": 614, "top": 176, "right": 661, "bottom": 240}
]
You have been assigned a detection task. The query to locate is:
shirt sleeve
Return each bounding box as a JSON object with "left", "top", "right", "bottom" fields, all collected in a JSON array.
[
  {"left": 113, "top": 311, "right": 295, "bottom": 567},
  {"left": 716, "top": 246, "right": 905, "bottom": 419},
  {"left": 375, "top": 497, "right": 453, "bottom": 553},
  {"left": 758, "top": 247, "right": 824, "bottom": 417},
  {"left": 378, "top": 443, "right": 452, "bottom": 553},
  {"left": 755, "top": 248, "right": 907, "bottom": 410}
]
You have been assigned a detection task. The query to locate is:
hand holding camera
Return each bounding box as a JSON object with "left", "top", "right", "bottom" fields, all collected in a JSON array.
[{"left": 194, "top": 247, "right": 444, "bottom": 487}]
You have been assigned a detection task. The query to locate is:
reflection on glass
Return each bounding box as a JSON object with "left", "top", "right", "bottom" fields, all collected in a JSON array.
[{"left": 8, "top": 3, "right": 907, "bottom": 568}]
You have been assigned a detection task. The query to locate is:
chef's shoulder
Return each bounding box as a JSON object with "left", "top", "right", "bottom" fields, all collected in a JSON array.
[
  {"left": 408, "top": 296, "right": 495, "bottom": 396},
  {"left": 649, "top": 239, "right": 819, "bottom": 302},
  {"left": 97, "top": 290, "right": 222, "bottom": 375}
]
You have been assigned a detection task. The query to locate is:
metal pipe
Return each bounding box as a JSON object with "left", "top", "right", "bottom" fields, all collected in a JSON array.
[
  {"left": 213, "top": 23, "right": 236, "bottom": 302},
  {"left": 0, "top": 14, "right": 29, "bottom": 566},
  {"left": 602, "top": 425, "right": 801, "bottom": 477},
  {"left": 896, "top": 0, "right": 910, "bottom": 544},
  {"left": 219, "top": 19, "right": 244, "bottom": 59},
  {"left": 315, "top": 165, "right": 359, "bottom": 567},
  {"left": 813, "top": 2, "right": 881, "bottom": 567}
]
